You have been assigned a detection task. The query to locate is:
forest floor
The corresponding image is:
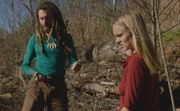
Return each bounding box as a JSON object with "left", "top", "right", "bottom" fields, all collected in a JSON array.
[{"left": 0, "top": 38, "right": 180, "bottom": 111}]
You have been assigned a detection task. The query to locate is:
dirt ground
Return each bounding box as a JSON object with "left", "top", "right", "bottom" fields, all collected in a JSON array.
[{"left": 0, "top": 40, "right": 180, "bottom": 111}]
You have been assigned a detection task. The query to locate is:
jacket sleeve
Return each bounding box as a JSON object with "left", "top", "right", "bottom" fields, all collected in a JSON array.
[
  {"left": 21, "top": 35, "right": 37, "bottom": 76},
  {"left": 66, "top": 34, "right": 78, "bottom": 67},
  {"left": 123, "top": 57, "right": 146, "bottom": 110}
]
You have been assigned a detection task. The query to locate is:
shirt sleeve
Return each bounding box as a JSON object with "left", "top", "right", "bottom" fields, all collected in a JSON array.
[
  {"left": 66, "top": 34, "right": 78, "bottom": 68},
  {"left": 123, "top": 57, "right": 146, "bottom": 110},
  {"left": 21, "top": 35, "right": 37, "bottom": 76}
]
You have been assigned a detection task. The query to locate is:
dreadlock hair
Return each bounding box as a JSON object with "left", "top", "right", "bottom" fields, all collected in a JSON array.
[{"left": 36, "top": 1, "right": 71, "bottom": 54}]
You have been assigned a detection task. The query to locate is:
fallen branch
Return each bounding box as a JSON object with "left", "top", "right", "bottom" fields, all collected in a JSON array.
[
  {"left": 170, "top": 80, "right": 180, "bottom": 83},
  {"left": 0, "top": 103, "right": 17, "bottom": 111},
  {"left": 0, "top": 93, "right": 12, "bottom": 99},
  {"left": 84, "top": 83, "right": 105, "bottom": 93},
  {"left": 100, "top": 82, "right": 115, "bottom": 86}
]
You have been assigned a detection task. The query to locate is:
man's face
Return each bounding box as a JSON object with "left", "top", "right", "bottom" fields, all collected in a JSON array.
[{"left": 38, "top": 9, "right": 53, "bottom": 33}]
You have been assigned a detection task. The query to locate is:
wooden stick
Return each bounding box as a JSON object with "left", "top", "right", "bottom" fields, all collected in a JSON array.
[
  {"left": 155, "top": 1, "right": 176, "bottom": 110},
  {"left": 100, "top": 82, "right": 115, "bottom": 86}
]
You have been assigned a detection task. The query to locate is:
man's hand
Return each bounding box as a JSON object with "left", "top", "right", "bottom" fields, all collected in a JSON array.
[
  {"left": 71, "top": 60, "right": 82, "bottom": 73},
  {"left": 33, "top": 72, "right": 45, "bottom": 82}
]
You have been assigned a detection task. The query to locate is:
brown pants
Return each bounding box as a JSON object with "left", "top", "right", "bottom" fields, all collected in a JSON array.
[{"left": 21, "top": 76, "right": 68, "bottom": 111}]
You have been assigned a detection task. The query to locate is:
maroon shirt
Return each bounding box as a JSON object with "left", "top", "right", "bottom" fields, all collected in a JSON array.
[{"left": 119, "top": 53, "right": 159, "bottom": 111}]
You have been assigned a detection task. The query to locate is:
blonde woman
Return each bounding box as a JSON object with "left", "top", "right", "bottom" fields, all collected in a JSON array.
[{"left": 112, "top": 12, "right": 160, "bottom": 111}]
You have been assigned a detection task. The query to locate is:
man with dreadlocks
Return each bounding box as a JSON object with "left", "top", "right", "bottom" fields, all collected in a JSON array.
[{"left": 21, "top": 1, "right": 81, "bottom": 111}]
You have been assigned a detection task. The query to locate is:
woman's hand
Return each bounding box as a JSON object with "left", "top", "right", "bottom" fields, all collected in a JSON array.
[
  {"left": 121, "top": 107, "right": 130, "bottom": 111},
  {"left": 71, "top": 60, "right": 82, "bottom": 73}
]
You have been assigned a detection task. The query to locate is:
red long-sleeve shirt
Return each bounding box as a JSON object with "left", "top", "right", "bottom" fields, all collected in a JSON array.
[{"left": 119, "top": 53, "right": 159, "bottom": 111}]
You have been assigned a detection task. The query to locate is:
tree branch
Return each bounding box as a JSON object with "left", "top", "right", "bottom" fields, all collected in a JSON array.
[
  {"left": 158, "top": 0, "right": 174, "bottom": 16},
  {"left": 132, "top": 0, "right": 153, "bottom": 22},
  {"left": 160, "top": 0, "right": 178, "bottom": 25},
  {"left": 161, "top": 22, "right": 180, "bottom": 34},
  {"left": 155, "top": 0, "right": 176, "bottom": 110},
  {"left": 21, "top": 0, "right": 35, "bottom": 19}
]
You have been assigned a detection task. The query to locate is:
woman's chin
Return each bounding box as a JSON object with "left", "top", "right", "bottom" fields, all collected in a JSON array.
[
  {"left": 121, "top": 49, "right": 126, "bottom": 53},
  {"left": 125, "top": 50, "right": 134, "bottom": 56}
]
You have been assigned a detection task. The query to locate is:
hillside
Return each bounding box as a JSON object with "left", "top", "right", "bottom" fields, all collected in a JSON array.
[{"left": 0, "top": 35, "right": 180, "bottom": 111}]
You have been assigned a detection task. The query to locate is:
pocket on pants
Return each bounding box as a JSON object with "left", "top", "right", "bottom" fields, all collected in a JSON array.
[{"left": 26, "top": 78, "right": 41, "bottom": 100}]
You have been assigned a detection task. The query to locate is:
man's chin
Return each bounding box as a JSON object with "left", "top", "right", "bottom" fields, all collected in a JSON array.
[{"left": 42, "top": 26, "right": 51, "bottom": 33}]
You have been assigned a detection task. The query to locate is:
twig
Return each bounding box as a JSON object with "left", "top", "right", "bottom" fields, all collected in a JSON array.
[
  {"left": 100, "top": 82, "right": 115, "bottom": 86},
  {"left": 161, "top": 22, "right": 180, "bottom": 34},
  {"left": 155, "top": 1, "right": 176, "bottom": 111},
  {"left": 113, "top": 0, "right": 117, "bottom": 12},
  {"left": 158, "top": 0, "right": 174, "bottom": 16},
  {"left": 15, "top": 66, "right": 27, "bottom": 88},
  {"left": 0, "top": 93, "right": 12, "bottom": 99},
  {"left": 160, "top": 0, "right": 178, "bottom": 25},
  {"left": 0, "top": 104, "right": 17, "bottom": 111},
  {"left": 170, "top": 80, "right": 180, "bottom": 83},
  {"left": 142, "top": 0, "right": 153, "bottom": 22},
  {"left": 132, "top": 0, "right": 153, "bottom": 22}
]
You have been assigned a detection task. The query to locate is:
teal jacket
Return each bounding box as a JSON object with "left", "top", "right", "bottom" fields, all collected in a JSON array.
[{"left": 21, "top": 34, "right": 78, "bottom": 76}]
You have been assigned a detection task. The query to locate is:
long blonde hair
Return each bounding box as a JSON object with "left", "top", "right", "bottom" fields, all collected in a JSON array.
[{"left": 114, "top": 12, "right": 160, "bottom": 74}]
